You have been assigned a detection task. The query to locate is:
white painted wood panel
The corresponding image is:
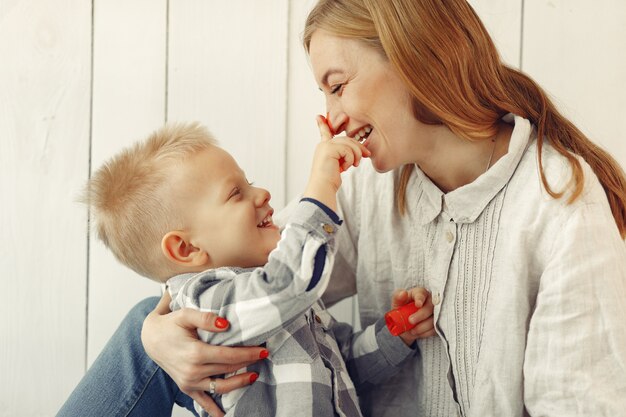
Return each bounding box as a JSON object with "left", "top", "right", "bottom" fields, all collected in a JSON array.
[
  {"left": 168, "top": 4, "right": 289, "bottom": 413},
  {"left": 88, "top": 0, "right": 167, "bottom": 365},
  {"left": 469, "top": 0, "right": 523, "bottom": 68},
  {"left": 523, "top": 0, "right": 626, "bottom": 168},
  {"left": 0, "top": 0, "right": 91, "bottom": 415},
  {"left": 3, "top": 1, "right": 625, "bottom": 415},
  {"left": 167, "top": 0, "right": 289, "bottom": 209}
]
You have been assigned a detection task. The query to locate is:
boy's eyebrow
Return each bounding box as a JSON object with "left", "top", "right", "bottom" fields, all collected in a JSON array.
[{"left": 221, "top": 171, "right": 247, "bottom": 198}]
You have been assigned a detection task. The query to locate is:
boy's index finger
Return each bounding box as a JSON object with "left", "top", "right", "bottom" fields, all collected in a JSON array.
[
  {"left": 325, "top": 112, "right": 336, "bottom": 136},
  {"left": 316, "top": 115, "right": 334, "bottom": 142}
]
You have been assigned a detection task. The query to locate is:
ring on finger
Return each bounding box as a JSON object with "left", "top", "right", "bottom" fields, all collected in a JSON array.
[{"left": 208, "top": 380, "right": 217, "bottom": 395}]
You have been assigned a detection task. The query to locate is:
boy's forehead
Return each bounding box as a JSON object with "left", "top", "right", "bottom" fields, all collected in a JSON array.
[{"left": 187, "top": 146, "right": 245, "bottom": 184}]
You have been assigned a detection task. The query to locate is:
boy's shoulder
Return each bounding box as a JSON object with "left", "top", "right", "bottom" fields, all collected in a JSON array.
[{"left": 166, "top": 267, "right": 254, "bottom": 306}]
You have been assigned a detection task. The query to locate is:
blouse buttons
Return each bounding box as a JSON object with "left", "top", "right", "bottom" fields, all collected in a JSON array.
[
  {"left": 315, "top": 314, "right": 322, "bottom": 323},
  {"left": 445, "top": 230, "right": 454, "bottom": 243},
  {"left": 432, "top": 292, "right": 441, "bottom": 305},
  {"left": 322, "top": 224, "right": 335, "bottom": 234}
]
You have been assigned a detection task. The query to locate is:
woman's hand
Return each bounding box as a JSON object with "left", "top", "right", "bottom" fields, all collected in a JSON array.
[
  {"left": 141, "top": 292, "right": 268, "bottom": 417},
  {"left": 391, "top": 287, "right": 436, "bottom": 346}
]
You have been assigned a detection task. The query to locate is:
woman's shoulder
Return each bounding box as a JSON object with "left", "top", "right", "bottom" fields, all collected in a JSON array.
[{"left": 515, "top": 137, "right": 608, "bottom": 209}]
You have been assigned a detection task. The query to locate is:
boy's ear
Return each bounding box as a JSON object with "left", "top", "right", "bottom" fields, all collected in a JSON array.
[{"left": 161, "top": 231, "right": 209, "bottom": 267}]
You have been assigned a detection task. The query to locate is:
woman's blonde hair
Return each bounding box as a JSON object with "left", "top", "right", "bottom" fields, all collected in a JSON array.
[
  {"left": 304, "top": 0, "right": 626, "bottom": 238},
  {"left": 82, "top": 122, "right": 217, "bottom": 281}
]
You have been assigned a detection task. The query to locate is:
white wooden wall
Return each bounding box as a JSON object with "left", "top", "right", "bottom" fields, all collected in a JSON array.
[{"left": 0, "top": 1, "right": 624, "bottom": 416}]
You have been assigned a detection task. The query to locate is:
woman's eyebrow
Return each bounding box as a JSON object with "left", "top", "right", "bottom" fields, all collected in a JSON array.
[{"left": 321, "top": 68, "right": 343, "bottom": 87}]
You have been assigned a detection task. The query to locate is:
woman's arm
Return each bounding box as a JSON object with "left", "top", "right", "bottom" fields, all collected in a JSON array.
[
  {"left": 141, "top": 292, "right": 266, "bottom": 417},
  {"left": 524, "top": 202, "right": 626, "bottom": 416}
]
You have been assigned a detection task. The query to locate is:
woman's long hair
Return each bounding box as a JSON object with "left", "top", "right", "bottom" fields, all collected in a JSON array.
[{"left": 303, "top": 0, "right": 626, "bottom": 238}]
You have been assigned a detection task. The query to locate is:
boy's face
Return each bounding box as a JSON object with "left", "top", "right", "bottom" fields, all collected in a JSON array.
[{"left": 175, "top": 146, "right": 281, "bottom": 269}]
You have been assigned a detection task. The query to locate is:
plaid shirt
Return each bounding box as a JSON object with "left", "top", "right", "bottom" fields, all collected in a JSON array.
[{"left": 168, "top": 199, "right": 415, "bottom": 417}]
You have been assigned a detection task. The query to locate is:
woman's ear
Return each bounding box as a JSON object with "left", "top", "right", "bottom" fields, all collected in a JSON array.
[{"left": 161, "top": 231, "right": 209, "bottom": 267}]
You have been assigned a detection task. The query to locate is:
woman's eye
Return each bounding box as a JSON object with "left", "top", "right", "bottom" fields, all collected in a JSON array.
[{"left": 330, "top": 84, "right": 343, "bottom": 95}]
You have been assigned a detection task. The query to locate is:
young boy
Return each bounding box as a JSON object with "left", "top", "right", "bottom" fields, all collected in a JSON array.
[{"left": 84, "top": 121, "right": 433, "bottom": 416}]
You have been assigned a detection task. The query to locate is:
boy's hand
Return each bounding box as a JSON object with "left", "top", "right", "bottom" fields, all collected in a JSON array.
[
  {"left": 303, "top": 115, "right": 370, "bottom": 211},
  {"left": 391, "top": 287, "right": 436, "bottom": 346}
]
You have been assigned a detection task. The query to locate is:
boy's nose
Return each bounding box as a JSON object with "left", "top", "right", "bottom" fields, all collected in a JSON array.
[{"left": 254, "top": 187, "right": 271, "bottom": 207}]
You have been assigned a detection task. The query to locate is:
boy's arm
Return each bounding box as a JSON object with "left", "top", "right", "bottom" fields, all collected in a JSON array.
[
  {"left": 170, "top": 117, "right": 369, "bottom": 347},
  {"left": 169, "top": 199, "right": 341, "bottom": 347},
  {"left": 302, "top": 115, "right": 370, "bottom": 212},
  {"left": 328, "top": 287, "right": 435, "bottom": 393},
  {"left": 328, "top": 317, "right": 414, "bottom": 393}
]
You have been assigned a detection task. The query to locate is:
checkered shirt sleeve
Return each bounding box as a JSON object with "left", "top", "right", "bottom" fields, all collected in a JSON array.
[{"left": 168, "top": 199, "right": 342, "bottom": 346}]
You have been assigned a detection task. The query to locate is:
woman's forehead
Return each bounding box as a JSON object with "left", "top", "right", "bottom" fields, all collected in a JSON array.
[{"left": 309, "top": 30, "right": 369, "bottom": 82}]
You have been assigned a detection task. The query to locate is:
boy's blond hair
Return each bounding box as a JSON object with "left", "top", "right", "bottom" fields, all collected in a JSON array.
[{"left": 83, "top": 122, "right": 217, "bottom": 281}]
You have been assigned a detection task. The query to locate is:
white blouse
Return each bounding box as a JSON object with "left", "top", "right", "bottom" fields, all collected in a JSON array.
[{"left": 310, "top": 114, "right": 626, "bottom": 416}]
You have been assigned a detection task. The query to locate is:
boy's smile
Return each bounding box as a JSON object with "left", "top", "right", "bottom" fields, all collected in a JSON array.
[{"left": 172, "top": 146, "right": 281, "bottom": 269}]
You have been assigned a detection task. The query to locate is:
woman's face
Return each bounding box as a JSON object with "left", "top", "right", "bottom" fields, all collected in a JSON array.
[{"left": 309, "top": 30, "right": 427, "bottom": 172}]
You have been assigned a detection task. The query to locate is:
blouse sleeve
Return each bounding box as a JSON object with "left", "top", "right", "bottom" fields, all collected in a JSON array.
[{"left": 523, "top": 201, "right": 626, "bottom": 416}]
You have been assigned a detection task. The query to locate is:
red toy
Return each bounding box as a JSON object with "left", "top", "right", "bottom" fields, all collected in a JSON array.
[{"left": 385, "top": 302, "right": 420, "bottom": 336}]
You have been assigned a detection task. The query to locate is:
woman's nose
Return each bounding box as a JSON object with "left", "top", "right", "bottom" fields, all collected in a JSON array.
[{"left": 326, "top": 109, "right": 349, "bottom": 136}]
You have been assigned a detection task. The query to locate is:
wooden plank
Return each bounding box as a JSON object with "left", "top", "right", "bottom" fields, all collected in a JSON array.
[
  {"left": 523, "top": 0, "right": 626, "bottom": 168},
  {"left": 286, "top": 0, "right": 325, "bottom": 201},
  {"left": 167, "top": 0, "right": 289, "bottom": 209},
  {"left": 169, "top": 4, "right": 288, "bottom": 414},
  {"left": 88, "top": 0, "right": 167, "bottom": 365},
  {"left": 469, "top": 0, "right": 523, "bottom": 68},
  {"left": 0, "top": 0, "right": 91, "bottom": 414},
  {"left": 287, "top": 0, "right": 354, "bottom": 325}
]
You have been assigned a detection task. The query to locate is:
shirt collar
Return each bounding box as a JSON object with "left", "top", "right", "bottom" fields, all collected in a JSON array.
[{"left": 415, "top": 114, "right": 533, "bottom": 225}]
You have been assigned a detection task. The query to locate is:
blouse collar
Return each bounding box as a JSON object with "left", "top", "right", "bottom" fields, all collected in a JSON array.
[{"left": 413, "top": 114, "right": 533, "bottom": 225}]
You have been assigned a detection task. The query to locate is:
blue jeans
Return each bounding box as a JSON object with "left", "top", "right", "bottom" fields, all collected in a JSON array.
[{"left": 57, "top": 297, "right": 196, "bottom": 417}]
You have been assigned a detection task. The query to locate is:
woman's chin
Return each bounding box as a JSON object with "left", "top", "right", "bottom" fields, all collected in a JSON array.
[{"left": 370, "top": 156, "right": 395, "bottom": 173}]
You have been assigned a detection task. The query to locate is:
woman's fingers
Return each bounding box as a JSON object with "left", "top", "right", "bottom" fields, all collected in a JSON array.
[
  {"left": 175, "top": 307, "right": 230, "bottom": 333},
  {"left": 190, "top": 372, "right": 259, "bottom": 417},
  {"left": 153, "top": 291, "right": 172, "bottom": 314},
  {"left": 199, "top": 372, "right": 259, "bottom": 394},
  {"left": 189, "top": 391, "right": 224, "bottom": 417},
  {"left": 205, "top": 345, "right": 269, "bottom": 366}
]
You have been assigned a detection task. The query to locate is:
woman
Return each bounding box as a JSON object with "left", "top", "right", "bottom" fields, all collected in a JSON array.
[{"left": 59, "top": 0, "right": 626, "bottom": 416}]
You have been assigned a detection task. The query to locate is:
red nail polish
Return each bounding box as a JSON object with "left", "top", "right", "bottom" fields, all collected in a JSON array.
[
  {"left": 215, "top": 317, "right": 229, "bottom": 329},
  {"left": 259, "top": 349, "right": 269, "bottom": 359},
  {"left": 249, "top": 373, "right": 258, "bottom": 384}
]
